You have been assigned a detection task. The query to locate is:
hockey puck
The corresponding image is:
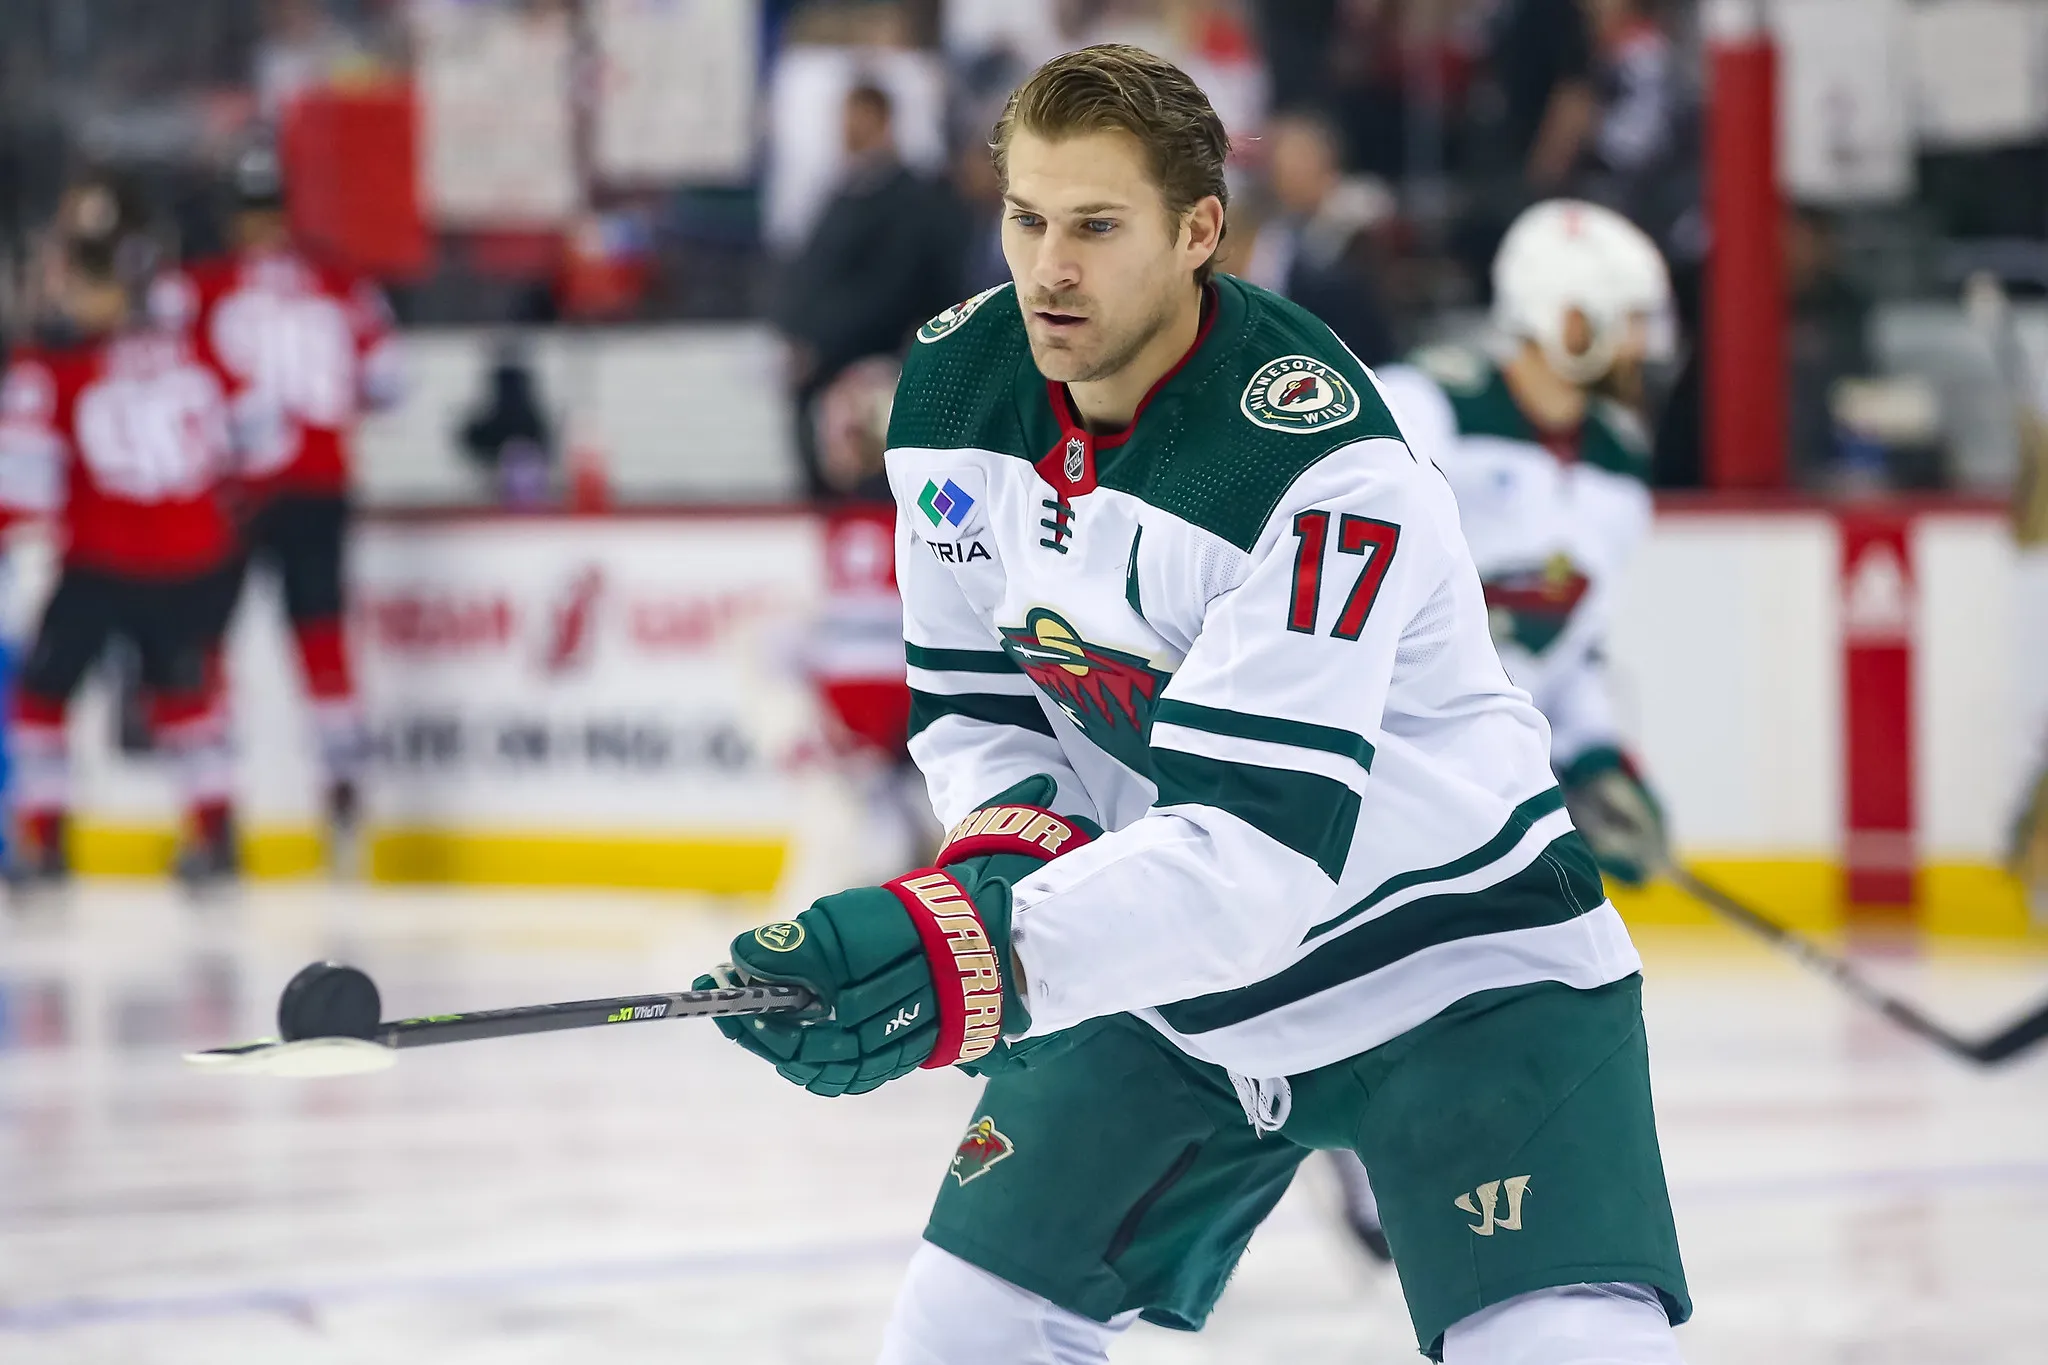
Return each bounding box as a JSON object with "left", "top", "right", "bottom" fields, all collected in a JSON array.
[{"left": 277, "top": 962, "right": 383, "bottom": 1042}]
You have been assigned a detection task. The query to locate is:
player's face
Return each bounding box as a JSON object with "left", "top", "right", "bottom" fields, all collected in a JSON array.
[
  {"left": 1001, "top": 129, "right": 1213, "bottom": 385},
  {"left": 1594, "top": 314, "right": 1654, "bottom": 407}
]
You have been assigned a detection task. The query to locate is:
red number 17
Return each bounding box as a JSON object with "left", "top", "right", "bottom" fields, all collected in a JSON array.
[{"left": 1287, "top": 511, "right": 1400, "bottom": 640}]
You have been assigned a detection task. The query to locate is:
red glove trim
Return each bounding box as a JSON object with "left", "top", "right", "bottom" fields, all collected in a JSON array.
[
  {"left": 885, "top": 868, "right": 1005, "bottom": 1068},
  {"left": 937, "top": 804, "right": 1091, "bottom": 868}
]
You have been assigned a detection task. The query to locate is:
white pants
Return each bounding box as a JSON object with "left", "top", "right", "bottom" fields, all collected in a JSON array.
[{"left": 876, "top": 1242, "right": 1684, "bottom": 1365}]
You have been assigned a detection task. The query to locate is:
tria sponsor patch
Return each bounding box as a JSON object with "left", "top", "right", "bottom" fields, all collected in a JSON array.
[
  {"left": 950, "top": 1115, "right": 1016, "bottom": 1185},
  {"left": 1241, "top": 355, "right": 1361, "bottom": 433},
  {"left": 918, "top": 478, "right": 975, "bottom": 529}
]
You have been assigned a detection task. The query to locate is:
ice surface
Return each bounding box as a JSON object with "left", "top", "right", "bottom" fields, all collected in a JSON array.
[{"left": 1, "top": 884, "right": 2043, "bottom": 1363}]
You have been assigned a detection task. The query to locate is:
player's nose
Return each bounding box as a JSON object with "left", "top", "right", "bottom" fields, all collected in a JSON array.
[{"left": 1025, "top": 236, "right": 1081, "bottom": 296}]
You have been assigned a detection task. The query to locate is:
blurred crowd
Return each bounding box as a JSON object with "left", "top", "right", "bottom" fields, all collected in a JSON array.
[{"left": 1, "top": 0, "right": 2043, "bottom": 498}]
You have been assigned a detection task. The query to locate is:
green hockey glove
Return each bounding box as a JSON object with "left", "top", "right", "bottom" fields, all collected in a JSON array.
[
  {"left": 1561, "top": 748, "right": 1668, "bottom": 889},
  {"left": 705, "top": 779, "right": 1094, "bottom": 1097}
]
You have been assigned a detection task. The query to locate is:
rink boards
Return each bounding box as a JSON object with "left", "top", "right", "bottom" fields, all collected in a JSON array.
[{"left": 8, "top": 500, "right": 2041, "bottom": 935}]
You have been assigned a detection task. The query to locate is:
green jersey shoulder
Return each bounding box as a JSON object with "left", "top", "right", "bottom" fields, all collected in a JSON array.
[
  {"left": 1099, "top": 276, "right": 1405, "bottom": 550},
  {"left": 1409, "top": 342, "right": 1650, "bottom": 482},
  {"left": 887, "top": 282, "right": 1036, "bottom": 460},
  {"left": 889, "top": 275, "right": 1407, "bottom": 553}
]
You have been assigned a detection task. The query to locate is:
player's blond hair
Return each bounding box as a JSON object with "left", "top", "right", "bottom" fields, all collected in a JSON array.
[{"left": 992, "top": 44, "right": 1231, "bottom": 287}]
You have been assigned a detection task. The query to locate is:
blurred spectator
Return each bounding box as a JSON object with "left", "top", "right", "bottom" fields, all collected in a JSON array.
[
  {"left": 1477, "top": 0, "right": 1599, "bottom": 194},
  {"left": 1783, "top": 206, "right": 1877, "bottom": 489},
  {"left": 1449, "top": 0, "right": 1598, "bottom": 284},
  {"left": 1243, "top": 111, "right": 1401, "bottom": 365},
  {"left": 1583, "top": 0, "right": 1694, "bottom": 245},
  {"left": 1251, "top": 0, "right": 1339, "bottom": 117},
  {"left": 775, "top": 82, "right": 966, "bottom": 498},
  {"left": 459, "top": 338, "right": 556, "bottom": 506},
  {"left": 254, "top": 0, "right": 371, "bottom": 120},
  {"left": 952, "top": 140, "right": 1011, "bottom": 294}
]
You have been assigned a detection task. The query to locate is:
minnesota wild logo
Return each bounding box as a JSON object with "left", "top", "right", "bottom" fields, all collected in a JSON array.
[
  {"left": 1241, "top": 354, "right": 1360, "bottom": 433},
  {"left": 1482, "top": 553, "right": 1591, "bottom": 654},
  {"left": 999, "top": 608, "right": 1169, "bottom": 772},
  {"left": 916, "top": 284, "right": 1009, "bottom": 344},
  {"left": 950, "top": 1115, "right": 1016, "bottom": 1185}
]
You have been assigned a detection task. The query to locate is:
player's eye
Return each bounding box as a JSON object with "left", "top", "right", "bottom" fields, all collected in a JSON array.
[
  {"left": 1008, "top": 212, "right": 1044, "bottom": 231},
  {"left": 1081, "top": 220, "right": 1117, "bottom": 235}
]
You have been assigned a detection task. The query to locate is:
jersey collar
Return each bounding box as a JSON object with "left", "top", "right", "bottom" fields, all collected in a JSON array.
[{"left": 1034, "top": 280, "right": 1238, "bottom": 499}]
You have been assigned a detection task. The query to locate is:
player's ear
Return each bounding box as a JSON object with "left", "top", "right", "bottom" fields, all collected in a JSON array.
[{"left": 1182, "top": 195, "right": 1224, "bottom": 268}]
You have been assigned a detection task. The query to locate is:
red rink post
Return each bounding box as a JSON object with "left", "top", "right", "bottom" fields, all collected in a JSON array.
[
  {"left": 1838, "top": 512, "right": 1919, "bottom": 914},
  {"left": 1703, "top": 0, "right": 1787, "bottom": 491}
]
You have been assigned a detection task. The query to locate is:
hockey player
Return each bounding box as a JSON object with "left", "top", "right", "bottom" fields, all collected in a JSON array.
[
  {"left": 1381, "top": 201, "right": 1675, "bottom": 889},
  {"left": 1330, "top": 197, "right": 1678, "bottom": 1267},
  {"left": 0, "top": 181, "right": 245, "bottom": 886},
  {"left": 157, "top": 143, "right": 401, "bottom": 867},
  {"left": 700, "top": 47, "right": 1689, "bottom": 1363}
]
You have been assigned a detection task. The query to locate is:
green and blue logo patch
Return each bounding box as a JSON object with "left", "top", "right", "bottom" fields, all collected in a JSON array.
[{"left": 918, "top": 478, "right": 976, "bottom": 529}]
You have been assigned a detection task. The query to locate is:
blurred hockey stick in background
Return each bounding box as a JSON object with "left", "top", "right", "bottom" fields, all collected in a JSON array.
[
  {"left": 1965, "top": 271, "right": 2048, "bottom": 916},
  {"left": 1669, "top": 866, "right": 2048, "bottom": 1066}
]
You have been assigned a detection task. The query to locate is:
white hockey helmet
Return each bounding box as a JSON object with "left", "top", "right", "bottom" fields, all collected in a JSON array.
[{"left": 1492, "top": 200, "right": 1674, "bottom": 386}]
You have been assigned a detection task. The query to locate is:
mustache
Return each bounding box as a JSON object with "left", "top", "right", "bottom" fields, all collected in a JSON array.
[{"left": 1023, "top": 291, "right": 1090, "bottom": 315}]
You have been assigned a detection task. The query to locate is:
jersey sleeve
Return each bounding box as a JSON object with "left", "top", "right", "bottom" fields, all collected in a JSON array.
[
  {"left": 348, "top": 278, "right": 405, "bottom": 411},
  {"left": 898, "top": 505, "right": 1102, "bottom": 830},
  {"left": 1007, "top": 438, "right": 1455, "bottom": 1035},
  {"left": 0, "top": 359, "right": 68, "bottom": 517},
  {"left": 1370, "top": 363, "right": 1459, "bottom": 471}
]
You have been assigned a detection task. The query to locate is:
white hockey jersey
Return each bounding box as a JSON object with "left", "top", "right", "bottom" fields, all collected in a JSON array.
[
  {"left": 1375, "top": 346, "right": 1655, "bottom": 779},
  {"left": 886, "top": 277, "right": 1640, "bottom": 1079}
]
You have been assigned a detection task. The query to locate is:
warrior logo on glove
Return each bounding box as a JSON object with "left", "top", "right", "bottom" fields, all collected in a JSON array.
[
  {"left": 888, "top": 871, "right": 1007, "bottom": 1066},
  {"left": 942, "top": 805, "right": 1082, "bottom": 862},
  {"left": 753, "top": 922, "right": 805, "bottom": 952}
]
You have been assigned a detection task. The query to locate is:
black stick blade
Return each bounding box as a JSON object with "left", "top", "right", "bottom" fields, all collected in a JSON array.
[
  {"left": 1972, "top": 997, "right": 2048, "bottom": 1065},
  {"left": 278, "top": 962, "right": 383, "bottom": 1042}
]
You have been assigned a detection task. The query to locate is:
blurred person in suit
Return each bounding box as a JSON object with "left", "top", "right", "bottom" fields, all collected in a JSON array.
[
  {"left": 776, "top": 82, "right": 967, "bottom": 498},
  {"left": 1242, "top": 111, "right": 1401, "bottom": 366}
]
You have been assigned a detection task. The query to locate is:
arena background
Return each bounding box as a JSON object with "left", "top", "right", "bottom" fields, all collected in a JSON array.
[{"left": 3, "top": 2, "right": 2047, "bottom": 1363}]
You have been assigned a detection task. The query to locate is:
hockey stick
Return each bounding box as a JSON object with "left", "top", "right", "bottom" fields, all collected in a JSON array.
[
  {"left": 186, "top": 961, "right": 821, "bottom": 1077},
  {"left": 1669, "top": 866, "right": 2048, "bottom": 1066}
]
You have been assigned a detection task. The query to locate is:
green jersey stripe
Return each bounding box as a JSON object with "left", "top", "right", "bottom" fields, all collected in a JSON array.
[
  {"left": 1154, "top": 699, "right": 1377, "bottom": 772},
  {"left": 1151, "top": 748, "right": 1360, "bottom": 880},
  {"left": 904, "top": 643, "right": 1020, "bottom": 674},
  {"left": 909, "top": 689, "right": 1057, "bottom": 740},
  {"left": 1124, "top": 526, "right": 1145, "bottom": 618},
  {"left": 1304, "top": 787, "right": 1568, "bottom": 941},
  {"left": 1156, "top": 828, "right": 1604, "bottom": 1034}
]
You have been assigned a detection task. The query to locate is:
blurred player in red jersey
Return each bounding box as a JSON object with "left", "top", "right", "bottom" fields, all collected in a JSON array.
[
  {"left": 805, "top": 356, "right": 933, "bottom": 873},
  {"left": 0, "top": 180, "right": 247, "bottom": 889},
  {"left": 157, "top": 144, "right": 402, "bottom": 869}
]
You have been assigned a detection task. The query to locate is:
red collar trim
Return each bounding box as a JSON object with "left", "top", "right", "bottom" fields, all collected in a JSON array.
[{"left": 1035, "top": 286, "right": 1218, "bottom": 499}]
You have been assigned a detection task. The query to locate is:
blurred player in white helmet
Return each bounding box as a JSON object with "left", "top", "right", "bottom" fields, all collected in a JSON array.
[{"left": 1337, "top": 197, "right": 1676, "bottom": 1261}]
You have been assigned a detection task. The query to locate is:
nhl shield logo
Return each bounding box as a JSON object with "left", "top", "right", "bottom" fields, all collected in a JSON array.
[
  {"left": 917, "top": 284, "right": 1009, "bottom": 344},
  {"left": 1063, "top": 435, "right": 1087, "bottom": 484},
  {"left": 1241, "top": 355, "right": 1361, "bottom": 433},
  {"left": 950, "top": 1115, "right": 1016, "bottom": 1185}
]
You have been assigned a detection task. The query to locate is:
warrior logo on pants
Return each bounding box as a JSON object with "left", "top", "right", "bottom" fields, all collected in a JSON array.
[
  {"left": 950, "top": 1116, "right": 1016, "bottom": 1185},
  {"left": 1455, "top": 1175, "right": 1532, "bottom": 1235}
]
